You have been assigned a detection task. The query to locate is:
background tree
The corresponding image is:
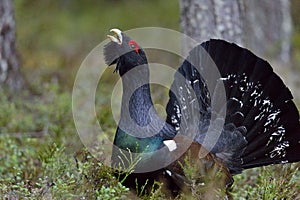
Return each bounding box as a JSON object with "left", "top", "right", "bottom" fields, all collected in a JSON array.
[
  {"left": 244, "top": 0, "right": 292, "bottom": 63},
  {"left": 0, "top": 0, "right": 22, "bottom": 91},
  {"left": 179, "top": 0, "right": 244, "bottom": 51},
  {"left": 179, "top": 0, "right": 292, "bottom": 63}
]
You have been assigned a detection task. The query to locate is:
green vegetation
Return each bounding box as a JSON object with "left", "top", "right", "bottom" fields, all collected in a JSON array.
[
  {"left": 0, "top": 0, "right": 299, "bottom": 199},
  {"left": 231, "top": 164, "right": 300, "bottom": 199}
]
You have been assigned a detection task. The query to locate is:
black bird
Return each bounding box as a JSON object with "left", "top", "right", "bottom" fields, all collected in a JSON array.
[{"left": 104, "top": 28, "right": 300, "bottom": 198}]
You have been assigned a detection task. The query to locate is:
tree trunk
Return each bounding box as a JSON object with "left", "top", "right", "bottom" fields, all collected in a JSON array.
[
  {"left": 0, "top": 0, "right": 22, "bottom": 91},
  {"left": 179, "top": 0, "right": 244, "bottom": 49},
  {"left": 179, "top": 0, "right": 292, "bottom": 63},
  {"left": 244, "top": 0, "right": 292, "bottom": 63}
]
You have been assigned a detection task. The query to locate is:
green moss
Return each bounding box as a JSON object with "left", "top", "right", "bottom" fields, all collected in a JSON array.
[{"left": 231, "top": 164, "right": 300, "bottom": 199}]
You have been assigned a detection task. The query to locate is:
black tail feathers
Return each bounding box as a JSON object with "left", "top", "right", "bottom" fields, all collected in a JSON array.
[{"left": 167, "top": 39, "right": 300, "bottom": 174}]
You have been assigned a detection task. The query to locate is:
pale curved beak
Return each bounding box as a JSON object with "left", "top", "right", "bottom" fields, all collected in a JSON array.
[{"left": 107, "top": 28, "right": 123, "bottom": 45}]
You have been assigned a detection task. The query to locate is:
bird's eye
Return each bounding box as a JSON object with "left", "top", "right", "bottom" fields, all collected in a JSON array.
[
  {"left": 128, "top": 40, "right": 139, "bottom": 54},
  {"left": 130, "top": 43, "right": 136, "bottom": 49}
]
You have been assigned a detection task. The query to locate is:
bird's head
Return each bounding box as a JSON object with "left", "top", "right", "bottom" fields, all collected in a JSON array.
[{"left": 104, "top": 28, "right": 148, "bottom": 76}]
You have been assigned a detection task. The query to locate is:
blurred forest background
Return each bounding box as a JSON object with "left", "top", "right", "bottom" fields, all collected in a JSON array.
[
  {"left": 0, "top": 0, "right": 300, "bottom": 199},
  {"left": 15, "top": 0, "right": 179, "bottom": 89}
]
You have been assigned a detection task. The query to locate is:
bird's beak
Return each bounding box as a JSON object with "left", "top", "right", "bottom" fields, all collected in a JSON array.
[{"left": 107, "top": 28, "right": 123, "bottom": 45}]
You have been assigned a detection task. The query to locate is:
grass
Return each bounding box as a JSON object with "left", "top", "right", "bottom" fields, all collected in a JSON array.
[
  {"left": 0, "top": 82, "right": 299, "bottom": 199},
  {"left": 231, "top": 164, "right": 300, "bottom": 199},
  {"left": 0, "top": 86, "right": 128, "bottom": 199}
]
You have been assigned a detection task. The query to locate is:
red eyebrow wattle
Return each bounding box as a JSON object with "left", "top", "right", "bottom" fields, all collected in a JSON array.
[{"left": 128, "top": 40, "right": 139, "bottom": 54}]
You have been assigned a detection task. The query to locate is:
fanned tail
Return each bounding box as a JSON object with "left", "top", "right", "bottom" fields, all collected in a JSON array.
[{"left": 166, "top": 39, "right": 300, "bottom": 174}]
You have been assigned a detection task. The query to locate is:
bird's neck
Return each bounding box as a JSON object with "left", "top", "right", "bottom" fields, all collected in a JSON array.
[
  {"left": 119, "top": 66, "right": 157, "bottom": 131},
  {"left": 116, "top": 65, "right": 176, "bottom": 152}
]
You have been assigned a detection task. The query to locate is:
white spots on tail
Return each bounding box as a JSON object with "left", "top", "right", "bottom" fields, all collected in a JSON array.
[
  {"left": 281, "top": 160, "right": 288, "bottom": 164},
  {"left": 254, "top": 112, "right": 264, "bottom": 121},
  {"left": 251, "top": 89, "right": 258, "bottom": 97},
  {"left": 220, "top": 77, "right": 230, "bottom": 81},
  {"left": 264, "top": 110, "right": 281, "bottom": 127},
  {"left": 269, "top": 141, "right": 289, "bottom": 158},
  {"left": 221, "top": 72, "right": 290, "bottom": 160},
  {"left": 193, "top": 79, "right": 199, "bottom": 84},
  {"left": 239, "top": 86, "right": 245, "bottom": 92},
  {"left": 230, "top": 97, "right": 244, "bottom": 108},
  {"left": 267, "top": 126, "right": 286, "bottom": 145},
  {"left": 235, "top": 111, "right": 244, "bottom": 118},
  {"left": 220, "top": 74, "right": 237, "bottom": 82},
  {"left": 262, "top": 99, "right": 271, "bottom": 106}
]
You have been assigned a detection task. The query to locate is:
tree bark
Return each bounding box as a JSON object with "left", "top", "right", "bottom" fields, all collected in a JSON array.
[
  {"left": 0, "top": 0, "right": 22, "bottom": 91},
  {"left": 179, "top": 0, "right": 244, "bottom": 48},
  {"left": 179, "top": 0, "right": 292, "bottom": 63},
  {"left": 244, "top": 0, "right": 292, "bottom": 63}
]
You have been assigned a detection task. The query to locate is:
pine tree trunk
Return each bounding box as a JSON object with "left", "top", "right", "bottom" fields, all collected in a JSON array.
[
  {"left": 179, "top": 0, "right": 244, "bottom": 48},
  {"left": 0, "top": 0, "right": 22, "bottom": 91},
  {"left": 244, "top": 0, "right": 292, "bottom": 63},
  {"left": 179, "top": 0, "right": 292, "bottom": 63}
]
